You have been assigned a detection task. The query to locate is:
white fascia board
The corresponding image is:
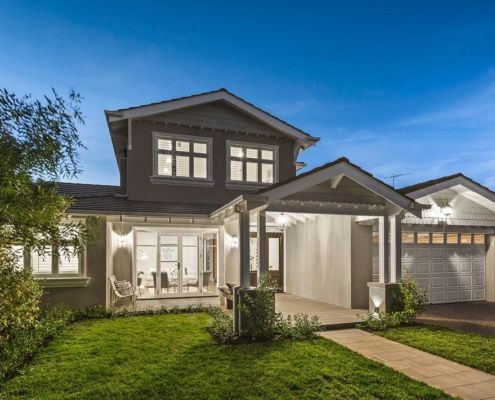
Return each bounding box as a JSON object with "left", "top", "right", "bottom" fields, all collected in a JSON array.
[
  {"left": 407, "top": 176, "right": 495, "bottom": 208},
  {"left": 263, "top": 162, "right": 423, "bottom": 216},
  {"left": 106, "top": 91, "right": 316, "bottom": 143}
]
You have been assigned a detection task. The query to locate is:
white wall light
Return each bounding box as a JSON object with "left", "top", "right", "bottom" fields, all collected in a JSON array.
[
  {"left": 276, "top": 212, "right": 289, "bottom": 231},
  {"left": 230, "top": 234, "right": 239, "bottom": 248}
]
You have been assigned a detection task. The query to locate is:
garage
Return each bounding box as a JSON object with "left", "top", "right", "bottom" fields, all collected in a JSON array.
[{"left": 401, "top": 232, "right": 486, "bottom": 304}]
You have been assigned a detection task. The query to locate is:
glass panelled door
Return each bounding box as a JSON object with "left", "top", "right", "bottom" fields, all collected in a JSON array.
[
  {"left": 159, "top": 235, "right": 180, "bottom": 295},
  {"left": 136, "top": 230, "right": 216, "bottom": 298}
]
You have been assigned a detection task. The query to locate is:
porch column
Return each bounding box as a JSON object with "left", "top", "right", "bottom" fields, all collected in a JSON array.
[
  {"left": 238, "top": 206, "right": 251, "bottom": 289},
  {"left": 389, "top": 215, "right": 402, "bottom": 283},
  {"left": 257, "top": 210, "right": 267, "bottom": 281},
  {"left": 378, "top": 216, "right": 390, "bottom": 283}
]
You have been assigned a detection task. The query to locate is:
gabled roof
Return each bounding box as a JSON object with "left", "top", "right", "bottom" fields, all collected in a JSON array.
[
  {"left": 399, "top": 173, "right": 495, "bottom": 201},
  {"left": 255, "top": 157, "right": 427, "bottom": 216},
  {"left": 105, "top": 88, "right": 319, "bottom": 146},
  {"left": 399, "top": 173, "right": 495, "bottom": 213}
]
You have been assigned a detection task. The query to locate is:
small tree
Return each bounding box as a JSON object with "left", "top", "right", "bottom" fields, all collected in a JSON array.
[{"left": 0, "top": 88, "right": 90, "bottom": 342}]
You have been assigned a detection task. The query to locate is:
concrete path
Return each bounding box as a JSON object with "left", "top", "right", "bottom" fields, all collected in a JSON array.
[{"left": 320, "top": 329, "right": 495, "bottom": 400}]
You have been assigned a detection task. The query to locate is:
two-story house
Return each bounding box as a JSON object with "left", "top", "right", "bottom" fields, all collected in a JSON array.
[{"left": 30, "top": 89, "right": 495, "bottom": 320}]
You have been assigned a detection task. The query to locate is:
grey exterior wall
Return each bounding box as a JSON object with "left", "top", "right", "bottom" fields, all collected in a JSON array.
[
  {"left": 41, "top": 219, "right": 107, "bottom": 309},
  {"left": 125, "top": 103, "right": 297, "bottom": 205},
  {"left": 285, "top": 215, "right": 372, "bottom": 309}
]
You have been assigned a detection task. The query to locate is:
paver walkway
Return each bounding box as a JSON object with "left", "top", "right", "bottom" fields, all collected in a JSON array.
[{"left": 320, "top": 329, "right": 495, "bottom": 400}]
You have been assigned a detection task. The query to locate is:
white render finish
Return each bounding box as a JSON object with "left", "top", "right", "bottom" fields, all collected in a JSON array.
[{"left": 285, "top": 214, "right": 372, "bottom": 309}]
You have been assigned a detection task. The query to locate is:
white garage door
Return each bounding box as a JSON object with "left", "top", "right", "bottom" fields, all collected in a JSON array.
[{"left": 372, "top": 232, "right": 486, "bottom": 304}]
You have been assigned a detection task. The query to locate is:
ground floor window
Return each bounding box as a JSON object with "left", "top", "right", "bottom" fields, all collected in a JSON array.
[
  {"left": 134, "top": 229, "right": 218, "bottom": 298},
  {"left": 10, "top": 244, "right": 83, "bottom": 277}
]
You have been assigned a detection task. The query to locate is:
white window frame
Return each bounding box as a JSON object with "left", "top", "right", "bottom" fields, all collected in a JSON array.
[
  {"left": 151, "top": 132, "right": 214, "bottom": 187},
  {"left": 225, "top": 140, "right": 278, "bottom": 189},
  {"left": 29, "top": 245, "right": 88, "bottom": 287}
]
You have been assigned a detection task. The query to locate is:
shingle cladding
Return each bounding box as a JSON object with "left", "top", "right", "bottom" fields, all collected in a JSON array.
[{"left": 56, "top": 182, "right": 220, "bottom": 216}]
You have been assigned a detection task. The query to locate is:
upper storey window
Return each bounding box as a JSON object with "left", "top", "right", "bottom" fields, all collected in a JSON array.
[
  {"left": 153, "top": 132, "right": 212, "bottom": 184},
  {"left": 226, "top": 141, "right": 278, "bottom": 186}
]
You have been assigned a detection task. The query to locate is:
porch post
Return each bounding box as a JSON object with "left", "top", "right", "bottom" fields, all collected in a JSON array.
[
  {"left": 378, "top": 216, "right": 390, "bottom": 283},
  {"left": 257, "top": 209, "right": 267, "bottom": 281},
  {"left": 389, "top": 215, "right": 402, "bottom": 283},
  {"left": 239, "top": 205, "right": 251, "bottom": 289}
]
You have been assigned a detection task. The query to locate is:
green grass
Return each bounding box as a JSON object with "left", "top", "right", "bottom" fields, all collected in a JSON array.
[
  {"left": 0, "top": 314, "right": 453, "bottom": 400},
  {"left": 379, "top": 324, "right": 495, "bottom": 375}
]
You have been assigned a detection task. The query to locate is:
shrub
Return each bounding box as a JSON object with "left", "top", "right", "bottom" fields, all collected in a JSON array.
[
  {"left": 73, "top": 304, "right": 113, "bottom": 321},
  {"left": 0, "top": 306, "right": 73, "bottom": 385},
  {"left": 207, "top": 307, "right": 236, "bottom": 344},
  {"left": 239, "top": 273, "right": 281, "bottom": 341},
  {"left": 0, "top": 249, "right": 43, "bottom": 344},
  {"left": 209, "top": 274, "right": 321, "bottom": 343},
  {"left": 358, "top": 273, "right": 428, "bottom": 331},
  {"left": 277, "top": 313, "right": 322, "bottom": 340}
]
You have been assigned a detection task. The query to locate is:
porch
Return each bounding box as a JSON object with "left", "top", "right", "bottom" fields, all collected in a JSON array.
[{"left": 276, "top": 293, "right": 366, "bottom": 329}]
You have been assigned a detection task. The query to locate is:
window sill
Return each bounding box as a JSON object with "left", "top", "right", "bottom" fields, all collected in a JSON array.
[
  {"left": 34, "top": 276, "right": 91, "bottom": 288},
  {"left": 150, "top": 176, "right": 215, "bottom": 187},
  {"left": 225, "top": 181, "right": 274, "bottom": 191}
]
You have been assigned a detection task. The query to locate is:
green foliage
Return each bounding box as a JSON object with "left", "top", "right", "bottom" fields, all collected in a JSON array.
[
  {"left": 239, "top": 273, "right": 281, "bottom": 341},
  {"left": 358, "top": 273, "right": 428, "bottom": 331},
  {"left": 207, "top": 307, "right": 236, "bottom": 344},
  {"left": 0, "top": 306, "right": 73, "bottom": 384},
  {"left": 276, "top": 313, "right": 322, "bottom": 340},
  {"left": 1, "top": 314, "right": 452, "bottom": 399},
  {"left": 210, "top": 274, "right": 321, "bottom": 343},
  {"left": 0, "top": 88, "right": 91, "bottom": 343},
  {"left": 0, "top": 249, "right": 43, "bottom": 342}
]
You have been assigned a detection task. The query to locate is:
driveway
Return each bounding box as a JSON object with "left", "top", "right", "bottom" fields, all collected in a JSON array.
[{"left": 418, "top": 302, "right": 495, "bottom": 336}]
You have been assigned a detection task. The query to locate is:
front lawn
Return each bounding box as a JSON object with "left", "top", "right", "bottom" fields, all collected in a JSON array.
[
  {"left": 380, "top": 324, "right": 495, "bottom": 375},
  {"left": 1, "top": 313, "right": 452, "bottom": 399}
]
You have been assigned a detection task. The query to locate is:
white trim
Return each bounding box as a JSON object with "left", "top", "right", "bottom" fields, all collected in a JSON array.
[
  {"left": 152, "top": 131, "right": 213, "bottom": 183},
  {"left": 35, "top": 276, "right": 91, "bottom": 288},
  {"left": 260, "top": 161, "right": 424, "bottom": 217},
  {"left": 106, "top": 90, "right": 318, "bottom": 143},
  {"left": 225, "top": 139, "right": 279, "bottom": 185}
]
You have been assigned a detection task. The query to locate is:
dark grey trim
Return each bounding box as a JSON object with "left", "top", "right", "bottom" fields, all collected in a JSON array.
[{"left": 150, "top": 175, "right": 215, "bottom": 187}]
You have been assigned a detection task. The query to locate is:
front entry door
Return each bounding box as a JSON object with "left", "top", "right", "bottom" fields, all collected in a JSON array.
[{"left": 249, "top": 233, "right": 284, "bottom": 290}]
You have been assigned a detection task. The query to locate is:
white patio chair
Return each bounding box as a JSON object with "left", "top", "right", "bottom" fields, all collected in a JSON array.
[{"left": 108, "top": 275, "right": 136, "bottom": 309}]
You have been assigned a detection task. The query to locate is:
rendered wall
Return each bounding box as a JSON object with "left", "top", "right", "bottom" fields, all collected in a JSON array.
[
  {"left": 285, "top": 215, "right": 371, "bottom": 309},
  {"left": 224, "top": 218, "right": 240, "bottom": 285},
  {"left": 41, "top": 218, "right": 107, "bottom": 309}
]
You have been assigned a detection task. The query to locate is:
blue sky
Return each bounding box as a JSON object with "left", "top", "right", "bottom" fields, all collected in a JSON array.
[{"left": 1, "top": 1, "right": 495, "bottom": 189}]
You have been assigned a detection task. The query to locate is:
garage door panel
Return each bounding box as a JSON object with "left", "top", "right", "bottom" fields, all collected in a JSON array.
[
  {"left": 402, "top": 237, "right": 486, "bottom": 304},
  {"left": 402, "top": 247, "right": 414, "bottom": 258},
  {"left": 459, "top": 262, "right": 472, "bottom": 273},
  {"left": 430, "top": 248, "right": 445, "bottom": 258},
  {"left": 415, "top": 263, "right": 430, "bottom": 274},
  {"left": 473, "top": 262, "right": 485, "bottom": 272},
  {"left": 431, "top": 262, "right": 445, "bottom": 273},
  {"left": 431, "top": 276, "right": 446, "bottom": 289},
  {"left": 459, "top": 290, "right": 473, "bottom": 301},
  {"left": 416, "top": 248, "right": 430, "bottom": 258},
  {"left": 473, "top": 275, "right": 485, "bottom": 286},
  {"left": 446, "top": 291, "right": 459, "bottom": 302},
  {"left": 430, "top": 291, "right": 446, "bottom": 303},
  {"left": 459, "top": 275, "right": 472, "bottom": 287},
  {"left": 447, "top": 262, "right": 459, "bottom": 273},
  {"left": 473, "top": 289, "right": 486, "bottom": 300}
]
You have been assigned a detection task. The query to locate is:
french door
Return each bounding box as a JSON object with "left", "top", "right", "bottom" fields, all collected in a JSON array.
[{"left": 136, "top": 231, "right": 217, "bottom": 298}]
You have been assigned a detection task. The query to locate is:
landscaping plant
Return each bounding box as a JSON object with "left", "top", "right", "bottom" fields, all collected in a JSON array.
[
  {"left": 0, "top": 88, "right": 92, "bottom": 343},
  {"left": 358, "top": 273, "right": 428, "bottom": 331}
]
